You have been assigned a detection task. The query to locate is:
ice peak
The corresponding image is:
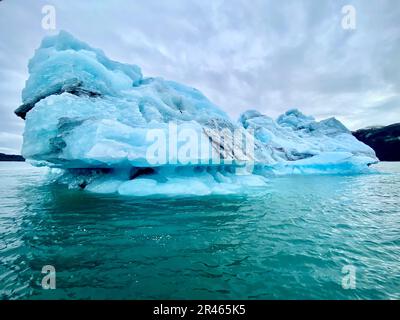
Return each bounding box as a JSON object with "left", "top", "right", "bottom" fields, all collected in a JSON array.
[
  {"left": 40, "top": 30, "right": 96, "bottom": 52},
  {"left": 277, "top": 108, "right": 315, "bottom": 128},
  {"left": 17, "top": 30, "right": 143, "bottom": 119}
]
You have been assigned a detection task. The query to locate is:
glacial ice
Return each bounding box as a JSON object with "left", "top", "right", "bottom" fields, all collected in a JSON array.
[{"left": 16, "top": 31, "right": 378, "bottom": 196}]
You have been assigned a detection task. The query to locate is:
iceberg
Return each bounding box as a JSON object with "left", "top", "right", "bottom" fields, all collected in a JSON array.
[
  {"left": 239, "top": 109, "right": 377, "bottom": 175},
  {"left": 15, "top": 31, "right": 378, "bottom": 196}
]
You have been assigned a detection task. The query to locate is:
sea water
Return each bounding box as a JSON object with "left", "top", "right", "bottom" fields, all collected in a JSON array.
[{"left": 0, "top": 162, "right": 399, "bottom": 299}]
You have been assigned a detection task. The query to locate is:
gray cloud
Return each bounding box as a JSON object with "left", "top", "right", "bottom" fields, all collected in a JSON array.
[{"left": 0, "top": 0, "right": 399, "bottom": 154}]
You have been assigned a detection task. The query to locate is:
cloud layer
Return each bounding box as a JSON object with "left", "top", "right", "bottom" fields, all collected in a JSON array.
[{"left": 0, "top": 0, "right": 399, "bottom": 154}]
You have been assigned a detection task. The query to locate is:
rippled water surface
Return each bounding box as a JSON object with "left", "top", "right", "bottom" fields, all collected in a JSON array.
[{"left": 0, "top": 162, "right": 399, "bottom": 299}]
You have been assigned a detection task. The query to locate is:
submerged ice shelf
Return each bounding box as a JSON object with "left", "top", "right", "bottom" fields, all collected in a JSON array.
[{"left": 15, "top": 31, "right": 378, "bottom": 196}]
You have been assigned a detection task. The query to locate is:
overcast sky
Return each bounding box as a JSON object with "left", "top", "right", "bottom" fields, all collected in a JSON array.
[{"left": 0, "top": 0, "right": 399, "bottom": 154}]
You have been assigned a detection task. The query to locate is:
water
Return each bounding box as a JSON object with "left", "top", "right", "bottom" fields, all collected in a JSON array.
[{"left": 0, "top": 162, "right": 399, "bottom": 300}]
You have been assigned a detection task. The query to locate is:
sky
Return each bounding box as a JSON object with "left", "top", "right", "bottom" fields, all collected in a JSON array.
[{"left": 0, "top": 0, "right": 399, "bottom": 154}]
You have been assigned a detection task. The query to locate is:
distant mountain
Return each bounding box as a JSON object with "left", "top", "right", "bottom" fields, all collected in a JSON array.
[
  {"left": 0, "top": 153, "right": 25, "bottom": 162},
  {"left": 353, "top": 123, "right": 400, "bottom": 161}
]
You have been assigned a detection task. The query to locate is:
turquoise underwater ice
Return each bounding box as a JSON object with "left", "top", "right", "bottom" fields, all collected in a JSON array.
[{"left": 15, "top": 31, "right": 378, "bottom": 196}]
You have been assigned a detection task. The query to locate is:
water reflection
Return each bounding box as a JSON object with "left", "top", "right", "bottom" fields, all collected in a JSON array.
[{"left": 0, "top": 162, "right": 399, "bottom": 299}]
